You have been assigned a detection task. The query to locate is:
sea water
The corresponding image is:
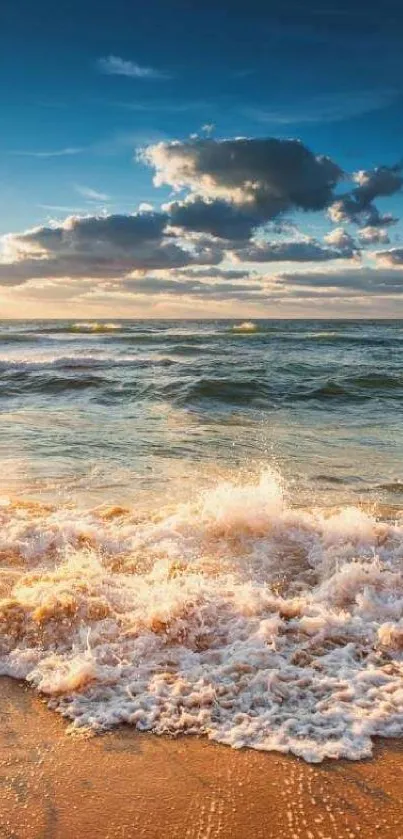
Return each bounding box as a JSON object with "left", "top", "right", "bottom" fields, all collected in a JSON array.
[{"left": 0, "top": 319, "right": 402, "bottom": 761}]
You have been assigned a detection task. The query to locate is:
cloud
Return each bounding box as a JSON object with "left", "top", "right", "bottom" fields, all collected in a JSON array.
[
  {"left": 3, "top": 132, "right": 403, "bottom": 311},
  {"left": 97, "top": 55, "right": 171, "bottom": 80},
  {"left": 277, "top": 266, "right": 403, "bottom": 295},
  {"left": 324, "top": 228, "right": 357, "bottom": 252},
  {"left": 375, "top": 247, "right": 403, "bottom": 266},
  {"left": 233, "top": 236, "right": 357, "bottom": 263},
  {"left": 0, "top": 212, "right": 223, "bottom": 285},
  {"left": 242, "top": 89, "right": 400, "bottom": 126},
  {"left": 116, "top": 99, "right": 209, "bottom": 114},
  {"left": 119, "top": 276, "right": 263, "bottom": 298},
  {"left": 141, "top": 137, "right": 343, "bottom": 219},
  {"left": 329, "top": 163, "right": 403, "bottom": 226},
  {"left": 183, "top": 267, "right": 251, "bottom": 280},
  {"left": 38, "top": 204, "right": 86, "bottom": 213},
  {"left": 9, "top": 147, "right": 83, "bottom": 159},
  {"left": 358, "top": 226, "right": 390, "bottom": 245},
  {"left": 75, "top": 185, "right": 111, "bottom": 202},
  {"left": 168, "top": 197, "right": 262, "bottom": 241}
]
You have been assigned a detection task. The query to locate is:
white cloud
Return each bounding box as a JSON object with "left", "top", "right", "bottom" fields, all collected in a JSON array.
[
  {"left": 358, "top": 226, "right": 390, "bottom": 245},
  {"left": 9, "top": 147, "right": 83, "bottom": 159},
  {"left": 75, "top": 185, "right": 111, "bottom": 202},
  {"left": 97, "top": 55, "right": 171, "bottom": 80}
]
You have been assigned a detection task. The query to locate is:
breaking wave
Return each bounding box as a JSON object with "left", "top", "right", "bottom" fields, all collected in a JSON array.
[
  {"left": 232, "top": 321, "right": 259, "bottom": 333},
  {"left": 1, "top": 470, "right": 403, "bottom": 763}
]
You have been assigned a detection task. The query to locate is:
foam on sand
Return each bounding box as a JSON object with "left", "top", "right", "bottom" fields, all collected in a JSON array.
[{"left": 1, "top": 470, "right": 403, "bottom": 762}]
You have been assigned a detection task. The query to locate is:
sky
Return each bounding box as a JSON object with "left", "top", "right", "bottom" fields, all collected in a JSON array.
[{"left": 1, "top": 0, "right": 403, "bottom": 318}]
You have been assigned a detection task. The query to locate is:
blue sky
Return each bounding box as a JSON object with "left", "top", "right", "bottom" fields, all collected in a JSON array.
[{"left": 1, "top": 0, "right": 403, "bottom": 317}]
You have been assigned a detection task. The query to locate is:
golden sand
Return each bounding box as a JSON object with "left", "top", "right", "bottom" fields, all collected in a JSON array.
[{"left": 1, "top": 677, "right": 403, "bottom": 839}]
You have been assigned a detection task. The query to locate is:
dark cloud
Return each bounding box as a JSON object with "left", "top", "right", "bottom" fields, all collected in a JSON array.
[
  {"left": 143, "top": 138, "right": 402, "bottom": 250},
  {"left": 17, "top": 212, "right": 169, "bottom": 254},
  {"left": 329, "top": 164, "right": 403, "bottom": 227},
  {"left": 120, "top": 276, "right": 263, "bottom": 297},
  {"left": 277, "top": 267, "right": 403, "bottom": 294},
  {"left": 168, "top": 198, "right": 261, "bottom": 241},
  {"left": 0, "top": 212, "right": 223, "bottom": 284},
  {"left": 233, "top": 238, "right": 356, "bottom": 263},
  {"left": 142, "top": 137, "right": 343, "bottom": 221},
  {"left": 182, "top": 267, "right": 251, "bottom": 279},
  {"left": 2, "top": 137, "right": 402, "bottom": 300}
]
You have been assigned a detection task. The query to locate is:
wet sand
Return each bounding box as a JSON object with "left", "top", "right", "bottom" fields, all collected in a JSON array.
[{"left": 1, "top": 677, "right": 403, "bottom": 839}]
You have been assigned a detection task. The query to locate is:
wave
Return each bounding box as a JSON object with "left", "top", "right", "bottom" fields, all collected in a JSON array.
[
  {"left": 376, "top": 482, "right": 403, "bottom": 494},
  {"left": 232, "top": 321, "right": 259, "bottom": 333},
  {"left": 0, "top": 372, "right": 108, "bottom": 396},
  {"left": 1, "top": 470, "right": 403, "bottom": 762},
  {"left": 296, "top": 373, "right": 403, "bottom": 402},
  {"left": 162, "top": 376, "right": 273, "bottom": 406},
  {"left": 158, "top": 371, "right": 403, "bottom": 408},
  {"left": 71, "top": 322, "right": 122, "bottom": 333},
  {"left": 0, "top": 354, "right": 176, "bottom": 373}
]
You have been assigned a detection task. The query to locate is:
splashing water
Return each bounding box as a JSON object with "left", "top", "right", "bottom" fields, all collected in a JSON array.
[
  {"left": 231, "top": 321, "right": 258, "bottom": 333},
  {"left": 1, "top": 469, "right": 403, "bottom": 762}
]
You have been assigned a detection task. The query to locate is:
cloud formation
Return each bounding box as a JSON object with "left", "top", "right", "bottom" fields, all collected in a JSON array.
[
  {"left": 358, "top": 226, "right": 390, "bottom": 245},
  {"left": 75, "top": 185, "right": 110, "bottom": 202},
  {"left": 234, "top": 237, "right": 356, "bottom": 263},
  {"left": 0, "top": 212, "right": 222, "bottom": 285},
  {"left": 97, "top": 56, "right": 170, "bottom": 80},
  {"left": 329, "top": 164, "right": 403, "bottom": 227},
  {"left": 242, "top": 89, "right": 400, "bottom": 126},
  {"left": 168, "top": 197, "right": 262, "bottom": 241},
  {"left": 142, "top": 136, "right": 343, "bottom": 221},
  {"left": 10, "top": 147, "right": 83, "bottom": 159},
  {"left": 119, "top": 276, "right": 263, "bottom": 298},
  {"left": 323, "top": 228, "right": 357, "bottom": 252},
  {"left": 2, "top": 134, "right": 403, "bottom": 312},
  {"left": 375, "top": 247, "right": 403, "bottom": 266},
  {"left": 277, "top": 266, "right": 403, "bottom": 295}
]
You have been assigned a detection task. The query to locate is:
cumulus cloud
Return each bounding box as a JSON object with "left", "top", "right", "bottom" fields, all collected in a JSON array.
[
  {"left": 97, "top": 55, "right": 171, "bottom": 80},
  {"left": 358, "top": 226, "right": 390, "bottom": 245},
  {"left": 3, "top": 134, "right": 403, "bottom": 310},
  {"left": 328, "top": 163, "right": 403, "bottom": 227},
  {"left": 0, "top": 212, "right": 223, "bottom": 285},
  {"left": 324, "top": 228, "right": 357, "bottom": 252},
  {"left": 141, "top": 137, "right": 343, "bottom": 220}
]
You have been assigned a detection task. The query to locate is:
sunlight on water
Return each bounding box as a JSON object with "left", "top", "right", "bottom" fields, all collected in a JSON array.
[{"left": 0, "top": 319, "right": 402, "bottom": 762}]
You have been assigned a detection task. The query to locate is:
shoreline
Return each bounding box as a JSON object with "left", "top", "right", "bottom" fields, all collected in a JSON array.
[{"left": 1, "top": 677, "right": 403, "bottom": 838}]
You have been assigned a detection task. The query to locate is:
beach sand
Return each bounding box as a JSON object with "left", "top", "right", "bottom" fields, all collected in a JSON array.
[{"left": 1, "top": 677, "right": 403, "bottom": 839}]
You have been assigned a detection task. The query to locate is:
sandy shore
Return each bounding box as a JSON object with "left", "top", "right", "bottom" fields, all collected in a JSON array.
[{"left": 1, "top": 677, "right": 403, "bottom": 839}]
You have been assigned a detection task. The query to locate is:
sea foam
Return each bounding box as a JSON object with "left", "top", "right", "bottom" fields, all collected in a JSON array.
[{"left": 0, "top": 470, "right": 403, "bottom": 762}]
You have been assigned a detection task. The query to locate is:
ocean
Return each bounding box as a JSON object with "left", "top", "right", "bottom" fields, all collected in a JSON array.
[{"left": 0, "top": 318, "right": 402, "bottom": 761}]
